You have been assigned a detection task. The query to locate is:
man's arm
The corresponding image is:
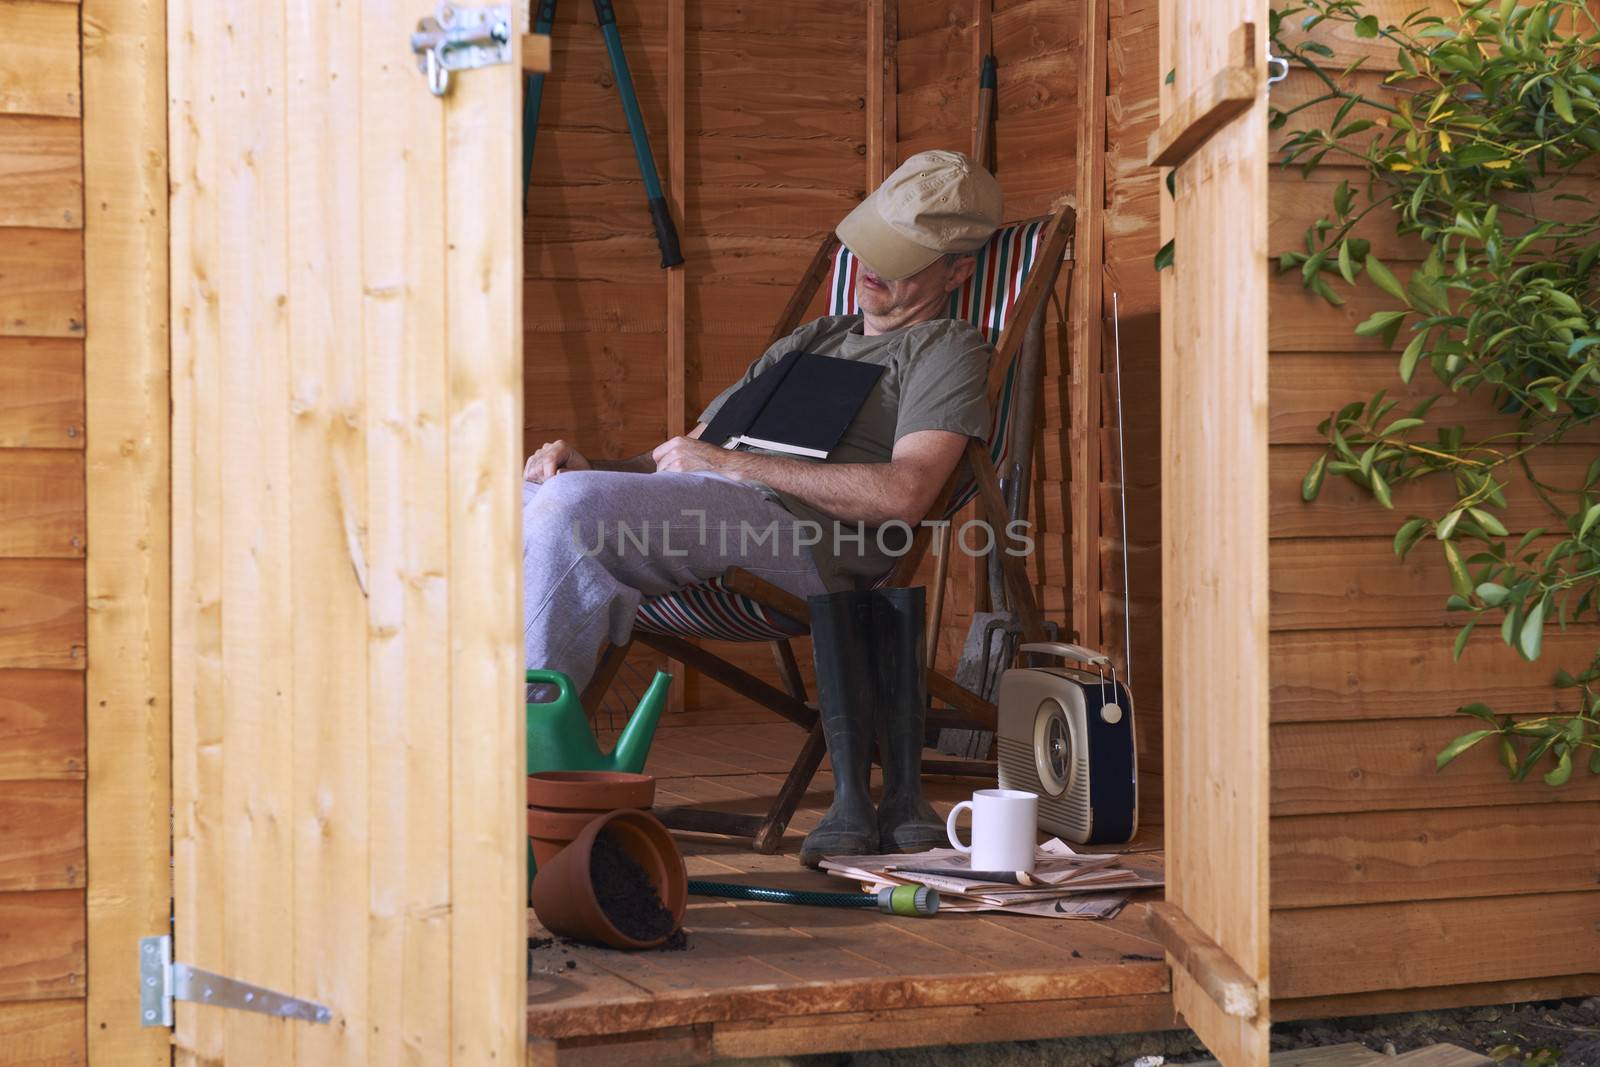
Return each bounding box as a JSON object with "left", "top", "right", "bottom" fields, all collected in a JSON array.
[
  {"left": 591, "top": 420, "right": 707, "bottom": 472},
  {"left": 525, "top": 423, "right": 709, "bottom": 481},
  {"left": 652, "top": 429, "right": 966, "bottom": 527}
]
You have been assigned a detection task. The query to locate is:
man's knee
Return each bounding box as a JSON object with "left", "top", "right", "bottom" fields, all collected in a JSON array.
[{"left": 524, "top": 471, "right": 615, "bottom": 556}]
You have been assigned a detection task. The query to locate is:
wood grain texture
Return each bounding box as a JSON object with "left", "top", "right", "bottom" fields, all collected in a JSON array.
[
  {"left": 0, "top": 670, "right": 82, "bottom": 780},
  {"left": 286, "top": 1, "right": 371, "bottom": 1061},
  {"left": 1160, "top": 0, "right": 1270, "bottom": 1059},
  {"left": 80, "top": 0, "right": 171, "bottom": 1060},
  {"left": 0, "top": 338, "right": 82, "bottom": 447},
  {"left": 1270, "top": 536, "right": 1482, "bottom": 632},
  {"left": 0, "top": 115, "right": 81, "bottom": 228},
  {"left": 362, "top": 0, "right": 452, "bottom": 1060},
  {"left": 0, "top": 780, "right": 82, "bottom": 890},
  {"left": 0, "top": 998, "right": 84, "bottom": 1066},
  {"left": 1269, "top": 624, "right": 1600, "bottom": 723},
  {"left": 0, "top": 450, "right": 82, "bottom": 557},
  {"left": 1273, "top": 802, "right": 1600, "bottom": 908},
  {"left": 446, "top": 17, "right": 526, "bottom": 1065},
  {"left": 0, "top": 889, "right": 83, "bottom": 1001},
  {"left": 1271, "top": 891, "right": 1600, "bottom": 999},
  {"left": 1274, "top": 972, "right": 1600, "bottom": 1023},
  {"left": 0, "top": 228, "right": 84, "bottom": 338},
  {"left": 0, "top": 1, "right": 81, "bottom": 118},
  {"left": 0, "top": 560, "right": 82, "bottom": 669},
  {"left": 1271, "top": 716, "right": 1600, "bottom": 817}
]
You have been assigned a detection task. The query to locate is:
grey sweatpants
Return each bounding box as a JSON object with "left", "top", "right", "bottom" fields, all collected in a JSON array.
[{"left": 523, "top": 469, "right": 830, "bottom": 694}]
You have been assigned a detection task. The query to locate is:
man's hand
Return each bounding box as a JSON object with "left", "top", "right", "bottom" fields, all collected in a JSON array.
[
  {"left": 525, "top": 439, "right": 592, "bottom": 483},
  {"left": 651, "top": 435, "right": 738, "bottom": 476}
]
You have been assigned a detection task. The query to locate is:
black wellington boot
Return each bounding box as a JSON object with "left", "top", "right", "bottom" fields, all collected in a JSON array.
[
  {"left": 798, "top": 589, "right": 881, "bottom": 868},
  {"left": 871, "top": 586, "right": 946, "bottom": 853}
]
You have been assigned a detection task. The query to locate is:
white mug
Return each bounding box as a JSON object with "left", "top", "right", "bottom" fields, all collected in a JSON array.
[{"left": 946, "top": 788, "right": 1038, "bottom": 873}]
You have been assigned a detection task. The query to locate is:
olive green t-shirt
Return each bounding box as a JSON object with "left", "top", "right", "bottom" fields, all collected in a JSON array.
[{"left": 696, "top": 314, "right": 993, "bottom": 592}]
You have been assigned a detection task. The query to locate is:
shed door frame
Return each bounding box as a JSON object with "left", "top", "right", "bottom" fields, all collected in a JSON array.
[{"left": 1155, "top": 0, "right": 1274, "bottom": 1063}]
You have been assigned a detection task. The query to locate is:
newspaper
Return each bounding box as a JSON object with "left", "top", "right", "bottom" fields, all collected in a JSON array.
[{"left": 818, "top": 838, "right": 1164, "bottom": 920}]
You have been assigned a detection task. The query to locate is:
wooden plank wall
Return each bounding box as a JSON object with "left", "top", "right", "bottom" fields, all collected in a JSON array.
[
  {"left": 0, "top": 0, "right": 88, "bottom": 1063},
  {"left": 1266, "top": 0, "right": 1600, "bottom": 1008}
]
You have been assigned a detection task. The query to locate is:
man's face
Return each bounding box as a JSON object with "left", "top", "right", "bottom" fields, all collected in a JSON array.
[{"left": 855, "top": 255, "right": 967, "bottom": 322}]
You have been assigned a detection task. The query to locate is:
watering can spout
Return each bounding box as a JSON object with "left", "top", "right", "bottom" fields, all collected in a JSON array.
[{"left": 610, "top": 670, "right": 671, "bottom": 774}]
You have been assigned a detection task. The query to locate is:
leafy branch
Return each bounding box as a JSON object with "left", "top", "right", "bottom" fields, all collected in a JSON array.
[{"left": 1276, "top": 0, "right": 1600, "bottom": 785}]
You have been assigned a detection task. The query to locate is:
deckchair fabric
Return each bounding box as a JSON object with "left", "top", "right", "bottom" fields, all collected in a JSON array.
[{"left": 632, "top": 218, "right": 1047, "bottom": 643}]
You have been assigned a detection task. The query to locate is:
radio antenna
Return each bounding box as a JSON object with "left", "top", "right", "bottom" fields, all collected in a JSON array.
[{"left": 1111, "top": 291, "right": 1133, "bottom": 692}]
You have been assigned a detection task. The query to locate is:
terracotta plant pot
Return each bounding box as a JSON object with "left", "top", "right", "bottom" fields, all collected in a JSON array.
[
  {"left": 526, "top": 771, "right": 656, "bottom": 867},
  {"left": 531, "top": 809, "right": 687, "bottom": 951},
  {"left": 526, "top": 770, "right": 655, "bottom": 812}
]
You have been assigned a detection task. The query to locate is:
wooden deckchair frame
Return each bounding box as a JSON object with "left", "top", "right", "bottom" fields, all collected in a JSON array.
[{"left": 581, "top": 199, "right": 1076, "bottom": 852}]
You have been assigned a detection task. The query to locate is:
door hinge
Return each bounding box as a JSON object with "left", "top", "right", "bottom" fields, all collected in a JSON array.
[
  {"left": 139, "top": 935, "right": 332, "bottom": 1028},
  {"left": 411, "top": 3, "right": 513, "bottom": 97}
]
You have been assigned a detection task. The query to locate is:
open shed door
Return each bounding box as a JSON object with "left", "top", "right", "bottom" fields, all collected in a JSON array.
[
  {"left": 167, "top": 2, "right": 525, "bottom": 1064},
  {"left": 1152, "top": 0, "right": 1271, "bottom": 1063}
]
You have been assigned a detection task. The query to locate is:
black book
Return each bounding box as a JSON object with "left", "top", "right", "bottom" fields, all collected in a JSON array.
[{"left": 703, "top": 350, "right": 885, "bottom": 459}]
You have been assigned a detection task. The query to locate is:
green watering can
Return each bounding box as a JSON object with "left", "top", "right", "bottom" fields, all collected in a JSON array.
[{"left": 526, "top": 667, "right": 670, "bottom": 776}]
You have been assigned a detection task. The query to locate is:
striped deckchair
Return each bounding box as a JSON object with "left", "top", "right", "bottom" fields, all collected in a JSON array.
[{"left": 583, "top": 199, "right": 1076, "bottom": 853}]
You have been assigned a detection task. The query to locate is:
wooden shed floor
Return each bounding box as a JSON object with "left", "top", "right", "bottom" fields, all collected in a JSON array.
[{"left": 528, "top": 703, "right": 1174, "bottom": 1063}]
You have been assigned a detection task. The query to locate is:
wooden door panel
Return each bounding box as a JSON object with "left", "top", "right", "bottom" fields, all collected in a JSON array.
[
  {"left": 1157, "top": 1, "right": 1272, "bottom": 1062},
  {"left": 168, "top": 2, "right": 524, "bottom": 1064}
]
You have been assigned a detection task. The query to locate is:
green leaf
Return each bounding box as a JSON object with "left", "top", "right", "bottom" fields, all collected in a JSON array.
[
  {"left": 1355, "top": 310, "right": 1408, "bottom": 340},
  {"left": 1333, "top": 179, "right": 1353, "bottom": 216},
  {"left": 1378, "top": 416, "right": 1424, "bottom": 436},
  {"left": 1338, "top": 239, "right": 1356, "bottom": 284},
  {"left": 1444, "top": 540, "right": 1473, "bottom": 599},
  {"left": 1519, "top": 597, "right": 1546, "bottom": 660},
  {"left": 1579, "top": 502, "right": 1600, "bottom": 540},
  {"left": 1394, "top": 516, "right": 1427, "bottom": 557},
  {"left": 1544, "top": 748, "right": 1573, "bottom": 786},
  {"left": 1468, "top": 507, "right": 1508, "bottom": 537},
  {"left": 1475, "top": 582, "right": 1510, "bottom": 606},
  {"left": 1437, "top": 507, "right": 1464, "bottom": 541},
  {"left": 1590, "top": 749, "right": 1600, "bottom": 775},
  {"left": 1436, "top": 729, "right": 1495, "bottom": 770},
  {"left": 1165, "top": 68, "right": 1175, "bottom": 85},
  {"left": 1553, "top": 81, "right": 1576, "bottom": 124},
  {"left": 1399, "top": 331, "right": 1427, "bottom": 383},
  {"left": 1302, "top": 453, "right": 1328, "bottom": 502},
  {"left": 1371, "top": 467, "right": 1393, "bottom": 509},
  {"left": 1365, "top": 255, "right": 1410, "bottom": 303},
  {"left": 1453, "top": 621, "right": 1477, "bottom": 660},
  {"left": 1355, "top": 14, "right": 1380, "bottom": 37},
  {"left": 1154, "top": 239, "right": 1175, "bottom": 272}
]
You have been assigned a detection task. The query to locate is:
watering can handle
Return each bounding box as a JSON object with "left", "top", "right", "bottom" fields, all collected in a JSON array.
[
  {"left": 525, "top": 669, "right": 576, "bottom": 703},
  {"left": 1018, "top": 642, "right": 1111, "bottom": 669}
]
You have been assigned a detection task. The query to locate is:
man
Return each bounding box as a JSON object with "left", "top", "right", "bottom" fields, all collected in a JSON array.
[{"left": 525, "top": 149, "right": 1002, "bottom": 863}]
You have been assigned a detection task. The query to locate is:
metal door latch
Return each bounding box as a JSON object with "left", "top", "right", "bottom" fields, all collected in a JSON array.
[
  {"left": 140, "top": 935, "right": 332, "bottom": 1028},
  {"left": 411, "top": 3, "right": 512, "bottom": 97}
]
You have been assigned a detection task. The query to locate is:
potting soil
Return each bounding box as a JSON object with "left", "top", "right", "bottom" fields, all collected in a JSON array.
[{"left": 591, "top": 830, "right": 679, "bottom": 944}]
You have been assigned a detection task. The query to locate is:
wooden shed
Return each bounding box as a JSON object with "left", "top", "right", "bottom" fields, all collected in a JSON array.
[{"left": 0, "top": 0, "right": 1595, "bottom": 1064}]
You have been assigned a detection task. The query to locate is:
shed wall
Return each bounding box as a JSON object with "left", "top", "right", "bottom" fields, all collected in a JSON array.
[
  {"left": 0, "top": 0, "right": 88, "bottom": 1062},
  {"left": 1265, "top": 0, "right": 1600, "bottom": 1007}
]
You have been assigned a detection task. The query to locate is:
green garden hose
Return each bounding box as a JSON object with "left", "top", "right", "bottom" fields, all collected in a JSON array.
[{"left": 688, "top": 879, "right": 939, "bottom": 917}]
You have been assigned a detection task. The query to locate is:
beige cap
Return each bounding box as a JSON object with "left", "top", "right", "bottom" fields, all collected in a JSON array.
[{"left": 836, "top": 150, "right": 1003, "bottom": 281}]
